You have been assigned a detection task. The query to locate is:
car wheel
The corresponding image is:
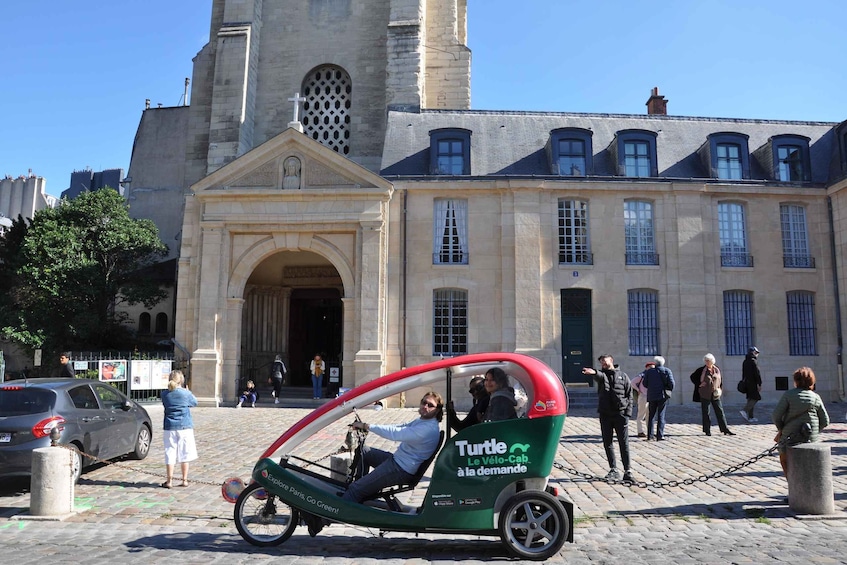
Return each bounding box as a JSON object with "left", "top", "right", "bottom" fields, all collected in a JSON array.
[
  {"left": 69, "top": 444, "right": 84, "bottom": 484},
  {"left": 235, "top": 482, "right": 298, "bottom": 546},
  {"left": 131, "top": 425, "right": 152, "bottom": 460},
  {"left": 499, "top": 490, "right": 569, "bottom": 561}
]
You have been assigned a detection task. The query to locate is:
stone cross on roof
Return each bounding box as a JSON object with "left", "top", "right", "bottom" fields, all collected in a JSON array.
[{"left": 288, "top": 92, "right": 307, "bottom": 123}]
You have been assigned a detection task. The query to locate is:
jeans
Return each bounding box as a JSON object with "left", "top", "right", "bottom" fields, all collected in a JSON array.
[
  {"left": 599, "top": 413, "right": 630, "bottom": 471},
  {"left": 700, "top": 398, "right": 730, "bottom": 433},
  {"left": 647, "top": 397, "right": 668, "bottom": 439},
  {"left": 311, "top": 374, "right": 322, "bottom": 398},
  {"left": 342, "top": 446, "right": 414, "bottom": 503},
  {"left": 238, "top": 392, "right": 257, "bottom": 405},
  {"left": 744, "top": 398, "right": 759, "bottom": 419}
]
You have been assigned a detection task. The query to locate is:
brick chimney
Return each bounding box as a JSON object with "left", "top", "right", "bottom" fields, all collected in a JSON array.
[{"left": 646, "top": 87, "right": 668, "bottom": 115}]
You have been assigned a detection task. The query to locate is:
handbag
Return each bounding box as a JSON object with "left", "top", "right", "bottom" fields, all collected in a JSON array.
[
  {"left": 713, "top": 387, "right": 722, "bottom": 400},
  {"left": 737, "top": 379, "right": 748, "bottom": 394},
  {"left": 664, "top": 388, "right": 673, "bottom": 400}
]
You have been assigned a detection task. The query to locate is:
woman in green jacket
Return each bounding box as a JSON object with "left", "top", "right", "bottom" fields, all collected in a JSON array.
[{"left": 772, "top": 366, "right": 830, "bottom": 479}]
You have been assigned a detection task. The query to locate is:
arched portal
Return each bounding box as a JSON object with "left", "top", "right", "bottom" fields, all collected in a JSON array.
[{"left": 240, "top": 250, "right": 343, "bottom": 395}]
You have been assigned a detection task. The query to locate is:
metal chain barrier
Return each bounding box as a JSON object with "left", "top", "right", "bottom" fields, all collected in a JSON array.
[{"left": 554, "top": 440, "right": 780, "bottom": 489}]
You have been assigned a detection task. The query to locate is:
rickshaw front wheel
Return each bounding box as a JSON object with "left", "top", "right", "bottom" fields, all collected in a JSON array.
[
  {"left": 234, "top": 482, "right": 299, "bottom": 546},
  {"left": 499, "top": 490, "right": 569, "bottom": 561}
]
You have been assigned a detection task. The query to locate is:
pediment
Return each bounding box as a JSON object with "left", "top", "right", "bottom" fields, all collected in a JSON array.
[{"left": 191, "top": 128, "right": 391, "bottom": 193}]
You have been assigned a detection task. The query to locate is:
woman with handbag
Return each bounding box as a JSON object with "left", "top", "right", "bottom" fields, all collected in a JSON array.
[
  {"left": 772, "top": 366, "right": 830, "bottom": 479},
  {"left": 689, "top": 353, "right": 735, "bottom": 437}
]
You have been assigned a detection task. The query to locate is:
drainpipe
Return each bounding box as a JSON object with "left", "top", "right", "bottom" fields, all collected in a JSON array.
[
  {"left": 827, "top": 196, "right": 845, "bottom": 400},
  {"left": 401, "top": 189, "right": 408, "bottom": 369}
]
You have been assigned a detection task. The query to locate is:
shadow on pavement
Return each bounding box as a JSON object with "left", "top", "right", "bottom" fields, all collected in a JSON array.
[{"left": 608, "top": 499, "right": 795, "bottom": 520}]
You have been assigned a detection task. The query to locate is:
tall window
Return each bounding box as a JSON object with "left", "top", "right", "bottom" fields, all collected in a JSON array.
[
  {"left": 718, "top": 202, "right": 752, "bottom": 267},
  {"left": 787, "top": 291, "right": 817, "bottom": 355},
  {"left": 155, "top": 313, "right": 168, "bottom": 334},
  {"left": 302, "top": 65, "right": 352, "bottom": 155},
  {"left": 558, "top": 200, "right": 591, "bottom": 264},
  {"left": 628, "top": 289, "right": 659, "bottom": 356},
  {"left": 433, "top": 199, "right": 468, "bottom": 264},
  {"left": 558, "top": 139, "right": 586, "bottom": 176},
  {"left": 433, "top": 289, "right": 468, "bottom": 356},
  {"left": 777, "top": 145, "right": 804, "bottom": 182},
  {"left": 624, "top": 200, "right": 657, "bottom": 265},
  {"left": 716, "top": 143, "right": 743, "bottom": 180},
  {"left": 781, "top": 204, "right": 814, "bottom": 268},
  {"left": 724, "top": 291, "right": 754, "bottom": 355},
  {"left": 624, "top": 141, "right": 651, "bottom": 177},
  {"left": 138, "top": 313, "right": 151, "bottom": 335}
]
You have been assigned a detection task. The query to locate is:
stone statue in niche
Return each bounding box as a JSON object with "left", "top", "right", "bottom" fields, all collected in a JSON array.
[{"left": 282, "top": 156, "right": 301, "bottom": 190}]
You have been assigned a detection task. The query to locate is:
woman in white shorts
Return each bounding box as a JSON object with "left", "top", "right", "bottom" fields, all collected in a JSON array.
[{"left": 161, "top": 370, "right": 198, "bottom": 488}]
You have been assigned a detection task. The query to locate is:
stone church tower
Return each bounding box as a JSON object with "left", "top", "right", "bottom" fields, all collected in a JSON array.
[{"left": 138, "top": 0, "right": 472, "bottom": 405}]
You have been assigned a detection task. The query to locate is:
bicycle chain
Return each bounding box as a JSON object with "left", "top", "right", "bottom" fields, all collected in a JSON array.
[{"left": 554, "top": 441, "right": 780, "bottom": 488}]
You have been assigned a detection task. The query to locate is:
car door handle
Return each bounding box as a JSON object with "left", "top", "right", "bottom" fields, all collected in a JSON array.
[{"left": 81, "top": 416, "right": 102, "bottom": 422}]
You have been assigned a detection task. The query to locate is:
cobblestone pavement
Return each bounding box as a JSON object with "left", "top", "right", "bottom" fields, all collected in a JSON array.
[{"left": 1, "top": 399, "right": 846, "bottom": 563}]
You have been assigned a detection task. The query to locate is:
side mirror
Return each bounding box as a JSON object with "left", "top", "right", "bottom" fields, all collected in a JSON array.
[{"left": 122, "top": 399, "right": 133, "bottom": 411}]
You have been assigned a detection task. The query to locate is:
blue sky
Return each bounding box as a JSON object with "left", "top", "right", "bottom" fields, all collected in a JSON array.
[{"left": 2, "top": 0, "right": 845, "bottom": 198}]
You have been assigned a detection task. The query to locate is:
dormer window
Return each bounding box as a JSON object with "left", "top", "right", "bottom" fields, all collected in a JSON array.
[
  {"left": 548, "top": 128, "right": 593, "bottom": 176},
  {"left": 753, "top": 134, "right": 811, "bottom": 182},
  {"left": 429, "top": 128, "right": 471, "bottom": 175},
  {"left": 610, "top": 130, "right": 658, "bottom": 178},
  {"left": 699, "top": 132, "right": 750, "bottom": 180}
]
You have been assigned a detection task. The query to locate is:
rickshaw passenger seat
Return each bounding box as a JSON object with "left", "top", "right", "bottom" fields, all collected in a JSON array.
[{"left": 372, "top": 430, "right": 445, "bottom": 504}]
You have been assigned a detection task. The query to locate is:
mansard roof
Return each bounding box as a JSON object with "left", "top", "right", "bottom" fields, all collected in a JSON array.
[{"left": 380, "top": 108, "right": 840, "bottom": 184}]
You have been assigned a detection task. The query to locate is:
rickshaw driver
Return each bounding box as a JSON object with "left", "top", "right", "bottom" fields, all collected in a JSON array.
[{"left": 305, "top": 391, "right": 444, "bottom": 536}]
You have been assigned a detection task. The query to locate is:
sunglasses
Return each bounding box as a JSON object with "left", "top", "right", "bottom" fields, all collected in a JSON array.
[{"left": 420, "top": 400, "right": 438, "bottom": 409}]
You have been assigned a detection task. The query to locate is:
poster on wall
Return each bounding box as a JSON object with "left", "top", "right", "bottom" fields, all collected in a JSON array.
[
  {"left": 130, "top": 360, "right": 152, "bottom": 390},
  {"left": 152, "top": 360, "right": 173, "bottom": 389},
  {"left": 99, "top": 360, "right": 128, "bottom": 382}
]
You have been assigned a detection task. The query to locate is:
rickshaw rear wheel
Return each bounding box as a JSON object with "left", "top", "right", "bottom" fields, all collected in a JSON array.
[
  {"left": 234, "top": 482, "right": 299, "bottom": 546},
  {"left": 499, "top": 490, "right": 569, "bottom": 561}
]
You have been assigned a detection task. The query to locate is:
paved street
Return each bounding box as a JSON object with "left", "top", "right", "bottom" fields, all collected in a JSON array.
[{"left": 1, "top": 398, "right": 846, "bottom": 563}]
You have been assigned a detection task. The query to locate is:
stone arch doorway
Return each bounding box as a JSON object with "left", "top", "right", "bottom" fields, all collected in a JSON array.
[{"left": 240, "top": 250, "right": 343, "bottom": 394}]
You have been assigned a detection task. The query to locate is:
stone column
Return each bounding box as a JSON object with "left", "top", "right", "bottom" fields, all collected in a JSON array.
[
  {"left": 787, "top": 443, "right": 835, "bottom": 515},
  {"left": 191, "top": 224, "right": 225, "bottom": 406},
  {"left": 354, "top": 219, "right": 386, "bottom": 385},
  {"left": 223, "top": 297, "right": 245, "bottom": 403}
]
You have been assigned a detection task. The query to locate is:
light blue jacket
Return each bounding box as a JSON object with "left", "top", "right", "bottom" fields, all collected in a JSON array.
[
  {"left": 368, "top": 417, "right": 440, "bottom": 474},
  {"left": 162, "top": 387, "right": 198, "bottom": 431}
]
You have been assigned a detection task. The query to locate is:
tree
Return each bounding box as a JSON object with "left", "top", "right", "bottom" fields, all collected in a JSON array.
[{"left": 0, "top": 188, "right": 168, "bottom": 356}]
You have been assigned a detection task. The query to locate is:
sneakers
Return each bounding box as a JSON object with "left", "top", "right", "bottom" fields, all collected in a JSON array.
[
  {"left": 251, "top": 401, "right": 256, "bottom": 408},
  {"left": 749, "top": 417, "right": 759, "bottom": 423},
  {"left": 604, "top": 468, "right": 622, "bottom": 481},
  {"left": 623, "top": 470, "right": 635, "bottom": 483},
  {"left": 271, "top": 390, "right": 276, "bottom": 398},
  {"left": 637, "top": 432, "right": 646, "bottom": 438},
  {"left": 274, "top": 398, "right": 279, "bottom": 404},
  {"left": 236, "top": 401, "right": 242, "bottom": 409},
  {"left": 739, "top": 410, "right": 749, "bottom": 422}
]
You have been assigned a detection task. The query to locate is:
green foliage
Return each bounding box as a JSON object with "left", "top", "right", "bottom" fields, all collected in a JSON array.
[{"left": 0, "top": 189, "right": 168, "bottom": 355}]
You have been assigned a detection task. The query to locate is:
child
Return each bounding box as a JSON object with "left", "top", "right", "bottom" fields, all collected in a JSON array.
[{"left": 237, "top": 380, "right": 257, "bottom": 408}]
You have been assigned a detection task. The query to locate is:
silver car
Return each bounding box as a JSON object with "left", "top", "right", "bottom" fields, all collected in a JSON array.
[{"left": 0, "top": 378, "right": 152, "bottom": 482}]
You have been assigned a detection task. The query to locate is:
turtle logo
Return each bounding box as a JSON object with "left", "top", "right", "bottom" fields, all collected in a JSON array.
[{"left": 509, "top": 443, "right": 530, "bottom": 454}]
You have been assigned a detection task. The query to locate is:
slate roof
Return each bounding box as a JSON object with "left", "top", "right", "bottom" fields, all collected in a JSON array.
[{"left": 380, "top": 108, "right": 841, "bottom": 185}]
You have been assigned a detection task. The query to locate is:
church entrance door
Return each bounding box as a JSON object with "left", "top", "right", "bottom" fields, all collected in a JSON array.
[{"left": 287, "top": 288, "right": 343, "bottom": 389}]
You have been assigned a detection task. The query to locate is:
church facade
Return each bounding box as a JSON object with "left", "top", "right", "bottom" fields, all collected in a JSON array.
[{"left": 125, "top": 0, "right": 847, "bottom": 406}]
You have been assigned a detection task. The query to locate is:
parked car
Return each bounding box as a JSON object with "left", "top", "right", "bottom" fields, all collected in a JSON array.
[{"left": 0, "top": 378, "right": 152, "bottom": 482}]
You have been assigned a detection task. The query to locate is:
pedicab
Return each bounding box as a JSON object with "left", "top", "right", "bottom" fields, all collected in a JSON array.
[{"left": 229, "top": 352, "right": 573, "bottom": 560}]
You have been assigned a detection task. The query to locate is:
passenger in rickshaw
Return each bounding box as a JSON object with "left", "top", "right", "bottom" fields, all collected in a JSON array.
[
  {"left": 447, "top": 376, "right": 490, "bottom": 431},
  {"left": 482, "top": 368, "right": 518, "bottom": 421}
]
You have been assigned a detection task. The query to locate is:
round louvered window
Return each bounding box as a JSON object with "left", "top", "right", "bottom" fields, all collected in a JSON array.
[{"left": 302, "top": 66, "right": 352, "bottom": 155}]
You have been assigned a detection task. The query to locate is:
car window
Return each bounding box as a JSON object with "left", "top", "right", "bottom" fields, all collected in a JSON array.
[
  {"left": 93, "top": 384, "right": 125, "bottom": 410},
  {"left": 68, "top": 384, "right": 99, "bottom": 410},
  {"left": 0, "top": 388, "right": 55, "bottom": 416}
]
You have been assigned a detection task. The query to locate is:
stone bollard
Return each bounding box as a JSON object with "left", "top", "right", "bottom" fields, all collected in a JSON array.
[
  {"left": 29, "top": 446, "right": 75, "bottom": 516},
  {"left": 330, "top": 452, "right": 353, "bottom": 482},
  {"left": 787, "top": 443, "right": 835, "bottom": 515}
]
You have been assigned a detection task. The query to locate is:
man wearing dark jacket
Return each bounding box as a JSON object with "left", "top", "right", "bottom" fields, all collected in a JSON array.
[
  {"left": 740, "top": 346, "right": 762, "bottom": 422},
  {"left": 446, "top": 376, "right": 490, "bottom": 431},
  {"left": 583, "top": 354, "right": 634, "bottom": 482}
]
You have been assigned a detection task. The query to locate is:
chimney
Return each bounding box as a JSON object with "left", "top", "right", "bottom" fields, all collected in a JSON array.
[{"left": 646, "top": 87, "right": 668, "bottom": 115}]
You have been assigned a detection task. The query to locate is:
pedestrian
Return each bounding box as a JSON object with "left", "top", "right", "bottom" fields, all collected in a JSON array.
[
  {"left": 310, "top": 354, "right": 325, "bottom": 399},
  {"left": 643, "top": 355, "right": 674, "bottom": 441},
  {"left": 772, "top": 366, "right": 830, "bottom": 480},
  {"left": 582, "top": 354, "right": 634, "bottom": 482},
  {"left": 481, "top": 368, "right": 517, "bottom": 422},
  {"left": 740, "top": 346, "right": 762, "bottom": 423},
  {"left": 630, "top": 362, "right": 654, "bottom": 438},
  {"left": 689, "top": 353, "right": 735, "bottom": 436},
  {"left": 236, "top": 379, "right": 257, "bottom": 408},
  {"left": 270, "top": 355, "right": 286, "bottom": 404},
  {"left": 58, "top": 352, "right": 74, "bottom": 378},
  {"left": 161, "top": 370, "right": 198, "bottom": 488},
  {"left": 446, "top": 376, "right": 490, "bottom": 431}
]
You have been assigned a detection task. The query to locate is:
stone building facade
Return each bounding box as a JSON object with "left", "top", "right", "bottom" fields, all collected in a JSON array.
[
  {"left": 0, "top": 174, "right": 57, "bottom": 230},
  {"left": 126, "top": 0, "right": 847, "bottom": 406}
]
